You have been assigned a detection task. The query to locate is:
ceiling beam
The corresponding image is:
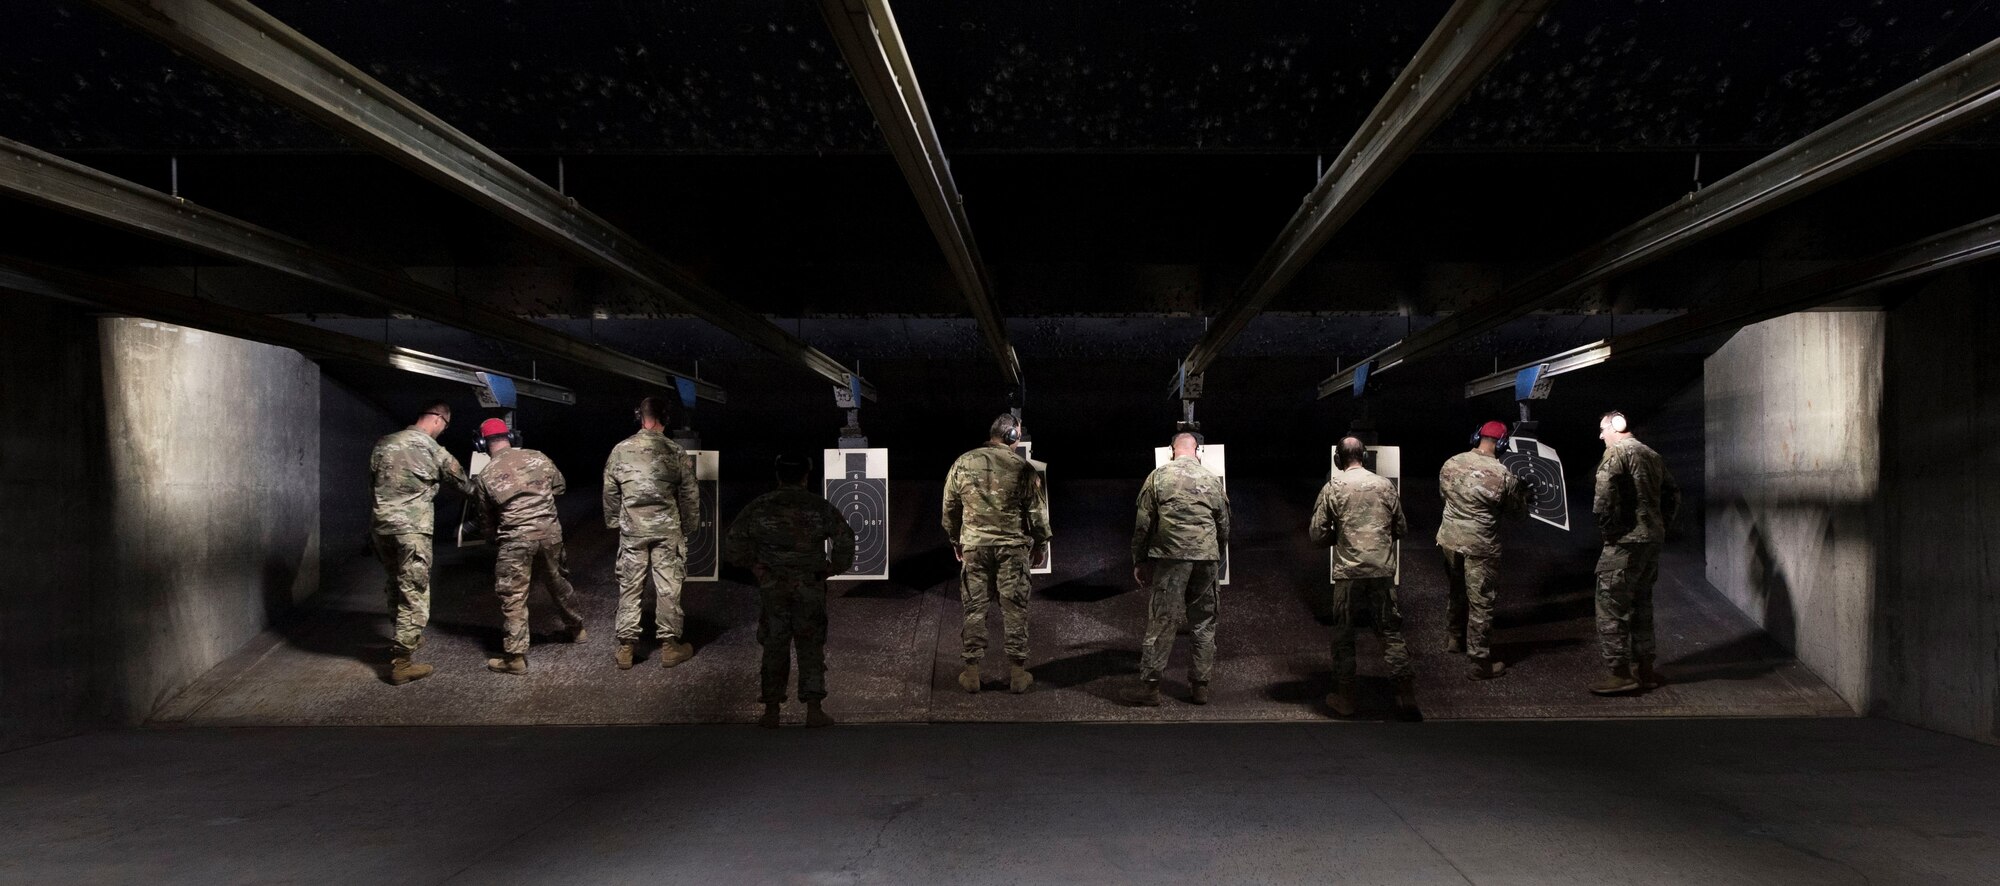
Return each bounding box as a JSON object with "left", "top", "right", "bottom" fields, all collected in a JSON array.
[
  {"left": 1463, "top": 213, "right": 2000, "bottom": 398},
  {"left": 0, "top": 136, "right": 723, "bottom": 403},
  {"left": 819, "top": 0, "right": 1020, "bottom": 388},
  {"left": 1176, "top": 0, "right": 1553, "bottom": 387},
  {"left": 1321, "top": 34, "right": 2000, "bottom": 399},
  {"left": 89, "top": 0, "right": 874, "bottom": 401},
  {"left": 0, "top": 255, "right": 577, "bottom": 404}
]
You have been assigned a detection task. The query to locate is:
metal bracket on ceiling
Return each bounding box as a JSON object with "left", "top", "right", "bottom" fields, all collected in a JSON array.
[
  {"left": 834, "top": 371, "right": 868, "bottom": 449},
  {"left": 1175, "top": 364, "right": 1203, "bottom": 434}
]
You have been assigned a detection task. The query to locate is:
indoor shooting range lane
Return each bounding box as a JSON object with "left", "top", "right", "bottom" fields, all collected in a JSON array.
[{"left": 156, "top": 476, "right": 1844, "bottom": 726}]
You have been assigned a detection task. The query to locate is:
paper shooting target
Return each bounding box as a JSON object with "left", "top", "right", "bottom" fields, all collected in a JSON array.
[
  {"left": 683, "top": 450, "right": 721, "bottom": 581},
  {"left": 824, "top": 448, "right": 890, "bottom": 579},
  {"left": 1502, "top": 437, "right": 1570, "bottom": 531}
]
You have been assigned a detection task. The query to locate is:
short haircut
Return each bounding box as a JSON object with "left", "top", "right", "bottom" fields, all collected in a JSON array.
[
  {"left": 1337, "top": 437, "right": 1369, "bottom": 468},
  {"left": 990, "top": 413, "right": 1020, "bottom": 441},
  {"left": 1171, "top": 431, "right": 1201, "bottom": 449},
  {"left": 418, "top": 400, "right": 451, "bottom": 423},
  {"left": 773, "top": 453, "right": 811, "bottom": 485},
  {"left": 638, "top": 395, "right": 674, "bottom": 426}
]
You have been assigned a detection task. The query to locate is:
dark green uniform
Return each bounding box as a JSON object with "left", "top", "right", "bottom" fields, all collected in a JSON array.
[
  {"left": 368, "top": 427, "right": 474, "bottom": 656},
  {"left": 474, "top": 447, "right": 584, "bottom": 655},
  {"left": 1437, "top": 449, "right": 1527, "bottom": 660},
  {"left": 1132, "top": 454, "right": 1230, "bottom": 684},
  {"left": 726, "top": 486, "right": 856, "bottom": 703},
  {"left": 1592, "top": 437, "right": 1681, "bottom": 668},
  {"left": 942, "top": 444, "right": 1050, "bottom": 666},
  {"left": 1311, "top": 465, "right": 1411, "bottom": 681}
]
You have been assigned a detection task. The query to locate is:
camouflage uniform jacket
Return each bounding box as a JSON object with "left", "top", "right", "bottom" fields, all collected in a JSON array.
[
  {"left": 1436, "top": 449, "right": 1527, "bottom": 558},
  {"left": 1311, "top": 466, "right": 1406, "bottom": 579},
  {"left": 475, "top": 447, "right": 566, "bottom": 542},
  {"left": 942, "top": 443, "right": 1051, "bottom": 548},
  {"left": 1593, "top": 437, "right": 1681, "bottom": 544},
  {"left": 1132, "top": 455, "right": 1230, "bottom": 563},
  {"left": 726, "top": 486, "right": 857, "bottom": 574},
  {"left": 369, "top": 427, "right": 473, "bottom": 537},
  {"left": 602, "top": 429, "right": 701, "bottom": 540}
]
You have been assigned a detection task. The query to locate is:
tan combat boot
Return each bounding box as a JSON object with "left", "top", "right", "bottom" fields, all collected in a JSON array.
[
  {"left": 958, "top": 663, "right": 981, "bottom": 694},
  {"left": 659, "top": 638, "right": 694, "bottom": 668},
  {"left": 805, "top": 701, "right": 835, "bottom": 728},
  {"left": 485, "top": 653, "right": 527, "bottom": 675},
  {"left": 1121, "top": 679, "right": 1162, "bottom": 707},
  {"left": 1189, "top": 680, "right": 1211, "bottom": 705},
  {"left": 1325, "top": 680, "right": 1359, "bottom": 717},
  {"left": 758, "top": 702, "right": 782, "bottom": 729},
  {"left": 1636, "top": 657, "right": 1665, "bottom": 690},
  {"left": 568, "top": 625, "right": 589, "bottom": 644},
  {"left": 1393, "top": 676, "right": 1419, "bottom": 714},
  {"left": 387, "top": 656, "right": 433, "bottom": 686},
  {"left": 1008, "top": 663, "right": 1035, "bottom": 694},
  {"left": 1590, "top": 663, "right": 1641, "bottom": 695},
  {"left": 1468, "top": 657, "right": 1506, "bottom": 680},
  {"left": 614, "top": 642, "right": 634, "bottom": 670}
]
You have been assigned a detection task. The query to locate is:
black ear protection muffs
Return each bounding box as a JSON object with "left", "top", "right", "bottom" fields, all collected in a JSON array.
[
  {"left": 473, "top": 429, "right": 522, "bottom": 453},
  {"left": 996, "top": 413, "right": 1022, "bottom": 446}
]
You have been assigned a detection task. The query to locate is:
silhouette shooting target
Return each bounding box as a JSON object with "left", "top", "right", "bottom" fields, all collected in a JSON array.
[
  {"left": 1502, "top": 437, "right": 1570, "bottom": 531},
  {"left": 824, "top": 449, "right": 890, "bottom": 579}
]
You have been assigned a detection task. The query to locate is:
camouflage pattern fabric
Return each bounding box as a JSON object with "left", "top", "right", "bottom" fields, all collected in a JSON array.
[
  {"left": 1310, "top": 466, "right": 1406, "bottom": 580},
  {"left": 942, "top": 443, "right": 1051, "bottom": 548},
  {"left": 494, "top": 537, "right": 585, "bottom": 655},
  {"left": 368, "top": 427, "right": 473, "bottom": 537},
  {"left": 1593, "top": 437, "right": 1681, "bottom": 545},
  {"left": 602, "top": 429, "right": 700, "bottom": 539},
  {"left": 614, "top": 535, "right": 688, "bottom": 642},
  {"left": 755, "top": 566, "right": 829, "bottom": 703},
  {"left": 1139, "top": 558, "right": 1220, "bottom": 684},
  {"left": 1441, "top": 547, "right": 1502, "bottom": 660},
  {"left": 475, "top": 447, "right": 566, "bottom": 542},
  {"left": 373, "top": 532, "right": 432, "bottom": 656},
  {"left": 726, "top": 486, "right": 854, "bottom": 702},
  {"left": 1329, "top": 576, "right": 1413, "bottom": 680},
  {"left": 960, "top": 544, "right": 1032, "bottom": 664},
  {"left": 1132, "top": 455, "right": 1230, "bottom": 562},
  {"left": 1436, "top": 449, "right": 1526, "bottom": 558},
  {"left": 1595, "top": 542, "right": 1661, "bottom": 667}
]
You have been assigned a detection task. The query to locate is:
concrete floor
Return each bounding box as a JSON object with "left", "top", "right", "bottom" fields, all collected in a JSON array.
[
  {"left": 157, "top": 478, "right": 1846, "bottom": 726},
  {"left": 3, "top": 718, "right": 1996, "bottom": 884}
]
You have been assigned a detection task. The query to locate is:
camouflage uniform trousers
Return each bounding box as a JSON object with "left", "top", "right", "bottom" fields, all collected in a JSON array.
[
  {"left": 493, "top": 536, "right": 586, "bottom": 655},
  {"left": 1595, "top": 542, "right": 1661, "bottom": 668},
  {"left": 614, "top": 534, "right": 688, "bottom": 643},
  {"left": 374, "top": 532, "right": 433, "bottom": 656},
  {"left": 1330, "top": 577, "right": 1413, "bottom": 681},
  {"left": 1440, "top": 547, "right": 1502, "bottom": 660},
  {"left": 757, "top": 566, "right": 830, "bottom": 703},
  {"left": 1139, "top": 558, "right": 1220, "bottom": 684},
  {"left": 960, "top": 544, "right": 1032, "bottom": 664}
]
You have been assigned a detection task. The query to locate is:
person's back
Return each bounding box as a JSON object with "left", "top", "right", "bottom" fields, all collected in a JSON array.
[
  {"left": 1314, "top": 466, "right": 1404, "bottom": 578},
  {"left": 1311, "top": 446, "right": 1415, "bottom": 717},
  {"left": 1133, "top": 455, "right": 1229, "bottom": 562},
  {"left": 1437, "top": 449, "right": 1523, "bottom": 557},
  {"left": 370, "top": 427, "right": 457, "bottom": 536},
  {"left": 479, "top": 447, "right": 565, "bottom": 540},
  {"left": 726, "top": 469, "right": 857, "bottom": 728},
  {"left": 604, "top": 430, "right": 697, "bottom": 539},
  {"left": 943, "top": 444, "right": 1041, "bottom": 547},
  {"left": 729, "top": 486, "right": 855, "bottom": 575}
]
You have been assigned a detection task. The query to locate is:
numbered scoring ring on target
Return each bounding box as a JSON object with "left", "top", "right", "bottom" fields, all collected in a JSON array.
[{"left": 829, "top": 478, "right": 888, "bottom": 573}]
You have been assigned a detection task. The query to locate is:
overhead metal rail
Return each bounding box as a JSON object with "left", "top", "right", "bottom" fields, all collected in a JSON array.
[
  {"left": 1321, "top": 34, "right": 2000, "bottom": 399},
  {"left": 0, "top": 256, "right": 577, "bottom": 404},
  {"left": 819, "top": 0, "right": 1020, "bottom": 388},
  {"left": 90, "top": 0, "right": 874, "bottom": 401},
  {"left": 1463, "top": 212, "right": 2000, "bottom": 398},
  {"left": 1175, "top": 0, "right": 1554, "bottom": 388},
  {"left": 0, "top": 137, "right": 722, "bottom": 403}
]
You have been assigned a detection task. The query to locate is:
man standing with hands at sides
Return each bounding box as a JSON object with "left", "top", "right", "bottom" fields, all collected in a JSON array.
[
  {"left": 1438, "top": 421, "right": 1528, "bottom": 680},
  {"left": 1125, "top": 431, "right": 1230, "bottom": 706},
  {"left": 726, "top": 453, "right": 855, "bottom": 729},
  {"left": 473, "top": 418, "right": 586, "bottom": 675},
  {"left": 1311, "top": 437, "right": 1415, "bottom": 717},
  {"left": 1590, "top": 410, "right": 1681, "bottom": 696},
  {"left": 603, "top": 396, "right": 702, "bottom": 670},
  {"left": 942, "top": 414, "right": 1051, "bottom": 695},
  {"left": 368, "top": 400, "right": 474, "bottom": 685}
]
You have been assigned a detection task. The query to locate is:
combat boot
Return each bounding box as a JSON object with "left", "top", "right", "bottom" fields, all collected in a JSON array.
[
  {"left": 1590, "top": 663, "right": 1641, "bottom": 695},
  {"left": 758, "top": 702, "right": 781, "bottom": 729},
  {"left": 568, "top": 625, "right": 589, "bottom": 644},
  {"left": 1189, "top": 680, "right": 1211, "bottom": 705},
  {"left": 1636, "top": 656, "right": 1665, "bottom": 690},
  {"left": 805, "top": 701, "right": 835, "bottom": 728},
  {"left": 659, "top": 638, "right": 695, "bottom": 668},
  {"left": 1393, "top": 676, "right": 1419, "bottom": 714},
  {"left": 958, "top": 663, "right": 981, "bottom": 694},
  {"left": 614, "top": 642, "right": 634, "bottom": 670},
  {"left": 1325, "top": 680, "right": 1358, "bottom": 717},
  {"left": 485, "top": 653, "right": 527, "bottom": 675},
  {"left": 386, "top": 656, "right": 433, "bottom": 686},
  {"left": 1445, "top": 634, "right": 1465, "bottom": 654},
  {"left": 1008, "top": 663, "right": 1035, "bottom": 694},
  {"left": 1468, "top": 657, "right": 1507, "bottom": 680},
  {"left": 1121, "top": 679, "right": 1162, "bottom": 707}
]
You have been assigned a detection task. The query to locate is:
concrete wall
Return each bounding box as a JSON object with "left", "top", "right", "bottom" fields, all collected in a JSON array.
[{"left": 1706, "top": 311, "right": 1885, "bottom": 711}]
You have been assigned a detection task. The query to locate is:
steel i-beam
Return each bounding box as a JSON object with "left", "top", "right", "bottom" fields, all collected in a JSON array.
[
  {"left": 0, "top": 256, "right": 577, "bottom": 404},
  {"left": 0, "top": 137, "right": 723, "bottom": 403},
  {"left": 1322, "top": 34, "right": 2000, "bottom": 399},
  {"left": 90, "top": 0, "right": 874, "bottom": 401},
  {"left": 1176, "top": 0, "right": 1553, "bottom": 389},
  {"left": 820, "top": 0, "right": 1020, "bottom": 387}
]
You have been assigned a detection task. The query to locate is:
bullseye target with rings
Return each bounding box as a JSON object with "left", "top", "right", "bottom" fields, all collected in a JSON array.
[
  {"left": 823, "top": 448, "right": 890, "bottom": 579},
  {"left": 1502, "top": 437, "right": 1571, "bottom": 531}
]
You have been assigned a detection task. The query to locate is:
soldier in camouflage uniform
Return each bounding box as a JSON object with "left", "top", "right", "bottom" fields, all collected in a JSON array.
[
  {"left": 603, "top": 396, "right": 703, "bottom": 670},
  {"left": 725, "top": 453, "right": 855, "bottom": 729},
  {"left": 1437, "top": 420, "right": 1528, "bottom": 680},
  {"left": 368, "top": 400, "right": 474, "bottom": 685},
  {"left": 1311, "top": 437, "right": 1415, "bottom": 717},
  {"left": 942, "top": 414, "right": 1051, "bottom": 695},
  {"left": 1590, "top": 411, "right": 1681, "bottom": 695},
  {"left": 472, "top": 419, "right": 586, "bottom": 675},
  {"left": 1123, "top": 432, "right": 1230, "bottom": 707}
]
